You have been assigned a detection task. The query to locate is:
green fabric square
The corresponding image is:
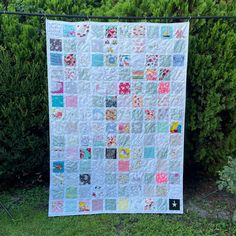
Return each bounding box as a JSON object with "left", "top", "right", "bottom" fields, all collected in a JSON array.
[
  {"left": 174, "top": 40, "right": 185, "bottom": 53},
  {"left": 92, "top": 148, "right": 104, "bottom": 159},
  {"left": 80, "top": 161, "right": 91, "bottom": 172},
  {"left": 132, "top": 122, "right": 143, "bottom": 133},
  {"left": 157, "top": 122, "right": 169, "bottom": 133},
  {"left": 63, "top": 38, "right": 76, "bottom": 52},
  {"left": 156, "top": 198, "right": 167, "bottom": 211},
  {"left": 105, "top": 199, "right": 116, "bottom": 210},
  {"left": 65, "top": 186, "right": 77, "bottom": 199},
  {"left": 157, "top": 148, "right": 168, "bottom": 159},
  {"left": 169, "top": 160, "right": 181, "bottom": 172},
  {"left": 159, "top": 55, "right": 171, "bottom": 67},
  {"left": 132, "top": 109, "right": 143, "bottom": 121},
  {"left": 145, "top": 122, "right": 156, "bottom": 133},
  {"left": 146, "top": 82, "right": 157, "bottom": 94},
  {"left": 105, "top": 173, "right": 117, "bottom": 184},
  {"left": 92, "top": 96, "right": 104, "bottom": 107},
  {"left": 144, "top": 173, "right": 154, "bottom": 184},
  {"left": 118, "top": 185, "right": 129, "bottom": 197}
]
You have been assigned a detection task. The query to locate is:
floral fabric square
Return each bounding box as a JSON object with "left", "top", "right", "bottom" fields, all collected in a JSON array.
[
  {"left": 106, "top": 109, "right": 117, "bottom": 121},
  {"left": 146, "top": 69, "right": 157, "bottom": 81},
  {"left": 146, "top": 55, "right": 158, "bottom": 67},
  {"left": 118, "top": 123, "right": 130, "bottom": 133},
  {"left": 80, "top": 148, "right": 91, "bottom": 159},
  {"left": 63, "top": 38, "right": 76, "bottom": 52},
  {"left": 106, "top": 96, "right": 117, "bottom": 107},
  {"left": 119, "top": 82, "right": 131, "bottom": 95},
  {"left": 47, "top": 20, "right": 189, "bottom": 216},
  {"left": 132, "top": 95, "right": 143, "bottom": 107},
  {"left": 106, "top": 25, "right": 117, "bottom": 38},
  {"left": 64, "top": 54, "right": 76, "bottom": 66},
  {"left": 106, "top": 148, "right": 117, "bottom": 159},
  {"left": 50, "top": 39, "right": 62, "bottom": 51}
]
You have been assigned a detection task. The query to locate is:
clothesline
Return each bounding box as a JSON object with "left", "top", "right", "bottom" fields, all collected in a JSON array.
[{"left": 0, "top": 11, "right": 236, "bottom": 20}]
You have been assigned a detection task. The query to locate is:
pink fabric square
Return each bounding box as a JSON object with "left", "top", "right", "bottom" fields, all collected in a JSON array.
[
  {"left": 66, "top": 96, "right": 77, "bottom": 107},
  {"left": 92, "top": 199, "right": 103, "bottom": 211},
  {"left": 66, "top": 148, "right": 78, "bottom": 158},
  {"left": 118, "top": 123, "right": 130, "bottom": 133},
  {"left": 119, "top": 82, "right": 131, "bottom": 95},
  {"left": 51, "top": 81, "right": 64, "bottom": 94},
  {"left": 158, "top": 82, "right": 170, "bottom": 94},
  {"left": 51, "top": 200, "right": 64, "bottom": 213},
  {"left": 156, "top": 172, "right": 168, "bottom": 184},
  {"left": 118, "top": 160, "right": 129, "bottom": 172}
]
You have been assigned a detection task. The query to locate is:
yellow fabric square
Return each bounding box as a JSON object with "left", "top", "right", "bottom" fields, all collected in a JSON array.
[
  {"left": 118, "top": 148, "right": 130, "bottom": 159},
  {"left": 118, "top": 198, "right": 129, "bottom": 211}
]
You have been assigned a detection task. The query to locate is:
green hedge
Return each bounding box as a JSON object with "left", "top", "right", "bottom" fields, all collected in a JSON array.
[{"left": 0, "top": 0, "right": 235, "bottom": 187}]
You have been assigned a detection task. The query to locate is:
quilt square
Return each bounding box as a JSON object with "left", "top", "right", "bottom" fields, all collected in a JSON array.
[
  {"left": 173, "top": 55, "right": 184, "bottom": 66},
  {"left": 105, "top": 25, "right": 117, "bottom": 38},
  {"left": 50, "top": 39, "right": 62, "bottom": 51},
  {"left": 50, "top": 53, "right": 62, "bottom": 66},
  {"left": 92, "top": 54, "right": 104, "bottom": 66},
  {"left": 118, "top": 161, "right": 129, "bottom": 172},
  {"left": 169, "top": 199, "right": 180, "bottom": 210},
  {"left": 106, "top": 148, "right": 117, "bottom": 159},
  {"left": 63, "top": 24, "right": 76, "bottom": 37},
  {"left": 105, "top": 199, "right": 116, "bottom": 211},
  {"left": 118, "top": 198, "right": 129, "bottom": 211},
  {"left": 53, "top": 161, "right": 64, "bottom": 173},
  {"left": 105, "top": 54, "right": 118, "bottom": 66},
  {"left": 144, "top": 147, "right": 155, "bottom": 159},
  {"left": 92, "top": 199, "right": 103, "bottom": 211},
  {"left": 52, "top": 95, "right": 64, "bottom": 107}
]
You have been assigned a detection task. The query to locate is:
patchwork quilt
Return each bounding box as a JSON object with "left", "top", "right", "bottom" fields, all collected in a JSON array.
[{"left": 46, "top": 20, "right": 189, "bottom": 216}]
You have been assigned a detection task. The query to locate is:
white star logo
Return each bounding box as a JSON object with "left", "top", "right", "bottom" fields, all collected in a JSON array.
[{"left": 172, "top": 200, "right": 177, "bottom": 208}]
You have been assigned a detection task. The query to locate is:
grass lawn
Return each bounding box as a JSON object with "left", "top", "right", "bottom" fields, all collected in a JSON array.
[{"left": 0, "top": 186, "right": 235, "bottom": 236}]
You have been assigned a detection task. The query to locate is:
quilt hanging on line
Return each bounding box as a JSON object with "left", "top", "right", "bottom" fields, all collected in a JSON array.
[{"left": 46, "top": 20, "right": 189, "bottom": 216}]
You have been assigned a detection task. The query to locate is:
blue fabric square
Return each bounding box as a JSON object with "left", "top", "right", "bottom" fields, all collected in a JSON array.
[
  {"left": 53, "top": 161, "right": 64, "bottom": 173},
  {"left": 50, "top": 53, "right": 62, "bottom": 66},
  {"left": 52, "top": 95, "right": 64, "bottom": 107},
  {"left": 144, "top": 147, "right": 155, "bottom": 158},
  {"left": 93, "top": 148, "right": 104, "bottom": 159},
  {"left": 63, "top": 25, "right": 76, "bottom": 37},
  {"left": 92, "top": 54, "right": 104, "bottom": 66},
  {"left": 173, "top": 55, "right": 184, "bottom": 66},
  {"left": 161, "top": 26, "right": 173, "bottom": 39},
  {"left": 65, "top": 200, "right": 77, "bottom": 213},
  {"left": 106, "top": 123, "right": 117, "bottom": 133}
]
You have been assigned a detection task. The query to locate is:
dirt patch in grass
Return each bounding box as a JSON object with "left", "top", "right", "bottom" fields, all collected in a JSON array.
[{"left": 184, "top": 176, "right": 236, "bottom": 220}]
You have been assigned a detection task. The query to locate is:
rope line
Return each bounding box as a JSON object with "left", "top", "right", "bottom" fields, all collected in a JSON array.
[{"left": 0, "top": 11, "right": 235, "bottom": 20}]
